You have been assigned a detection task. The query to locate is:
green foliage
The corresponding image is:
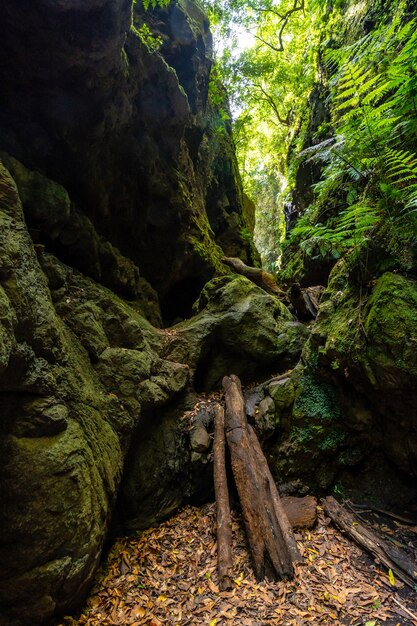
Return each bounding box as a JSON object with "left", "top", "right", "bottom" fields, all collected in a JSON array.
[
  {"left": 203, "top": 0, "right": 324, "bottom": 267},
  {"left": 139, "top": 0, "right": 170, "bottom": 10},
  {"left": 205, "top": 0, "right": 417, "bottom": 274},
  {"left": 208, "top": 72, "right": 231, "bottom": 135},
  {"left": 132, "top": 23, "right": 163, "bottom": 52},
  {"left": 131, "top": 0, "right": 169, "bottom": 53},
  {"left": 295, "top": 9, "right": 417, "bottom": 259}
]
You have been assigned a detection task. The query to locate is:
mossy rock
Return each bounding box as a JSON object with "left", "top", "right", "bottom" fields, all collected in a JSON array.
[
  {"left": 169, "top": 275, "right": 309, "bottom": 390},
  {"left": 0, "top": 163, "right": 126, "bottom": 625},
  {"left": 310, "top": 266, "right": 417, "bottom": 476},
  {"left": 364, "top": 272, "right": 417, "bottom": 384},
  {"left": 268, "top": 369, "right": 352, "bottom": 493}
]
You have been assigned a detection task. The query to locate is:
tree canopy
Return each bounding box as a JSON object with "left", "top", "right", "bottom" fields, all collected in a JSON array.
[{"left": 203, "top": 0, "right": 417, "bottom": 275}]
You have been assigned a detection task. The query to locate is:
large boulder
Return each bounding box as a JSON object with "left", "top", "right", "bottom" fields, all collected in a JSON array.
[
  {"left": 166, "top": 275, "right": 309, "bottom": 390},
  {"left": 314, "top": 269, "right": 417, "bottom": 475}
]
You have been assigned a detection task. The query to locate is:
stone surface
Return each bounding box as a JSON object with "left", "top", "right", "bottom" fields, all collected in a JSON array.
[
  {"left": 0, "top": 0, "right": 256, "bottom": 324},
  {"left": 0, "top": 162, "right": 197, "bottom": 624},
  {"left": 190, "top": 422, "right": 211, "bottom": 452},
  {"left": 0, "top": 163, "right": 125, "bottom": 625},
  {"left": 246, "top": 264, "right": 417, "bottom": 500},
  {"left": 165, "top": 275, "right": 310, "bottom": 390},
  {"left": 313, "top": 269, "right": 417, "bottom": 476}
]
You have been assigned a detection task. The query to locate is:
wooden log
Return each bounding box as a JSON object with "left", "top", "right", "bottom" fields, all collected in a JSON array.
[
  {"left": 322, "top": 496, "right": 417, "bottom": 589},
  {"left": 223, "top": 374, "right": 297, "bottom": 581},
  {"left": 247, "top": 424, "right": 302, "bottom": 565},
  {"left": 213, "top": 403, "right": 233, "bottom": 591},
  {"left": 281, "top": 496, "right": 318, "bottom": 530},
  {"left": 222, "top": 256, "right": 286, "bottom": 298}
]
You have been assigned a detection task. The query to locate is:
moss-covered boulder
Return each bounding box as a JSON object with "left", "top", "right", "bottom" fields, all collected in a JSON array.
[
  {"left": 312, "top": 268, "right": 417, "bottom": 476},
  {"left": 114, "top": 276, "right": 310, "bottom": 530},
  {"left": 0, "top": 163, "right": 126, "bottom": 625},
  {"left": 233, "top": 261, "right": 417, "bottom": 503},
  {"left": 165, "top": 275, "right": 310, "bottom": 390},
  {"left": 241, "top": 365, "right": 362, "bottom": 494}
]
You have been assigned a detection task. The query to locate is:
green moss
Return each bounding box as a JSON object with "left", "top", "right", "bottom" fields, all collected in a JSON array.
[
  {"left": 318, "top": 428, "right": 346, "bottom": 452},
  {"left": 364, "top": 272, "right": 417, "bottom": 376},
  {"left": 293, "top": 372, "right": 341, "bottom": 423}
]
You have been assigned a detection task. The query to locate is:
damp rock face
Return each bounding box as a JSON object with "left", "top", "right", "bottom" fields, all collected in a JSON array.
[
  {"left": 0, "top": 163, "right": 126, "bottom": 626},
  {"left": 0, "top": 159, "right": 278, "bottom": 625},
  {"left": 313, "top": 268, "right": 417, "bottom": 476},
  {"left": 240, "top": 263, "right": 417, "bottom": 503},
  {"left": 0, "top": 0, "right": 256, "bottom": 324},
  {"left": 0, "top": 161, "right": 193, "bottom": 625}
]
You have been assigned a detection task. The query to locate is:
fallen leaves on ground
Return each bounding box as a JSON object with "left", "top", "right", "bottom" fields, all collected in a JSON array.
[{"left": 60, "top": 504, "right": 417, "bottom": 626}]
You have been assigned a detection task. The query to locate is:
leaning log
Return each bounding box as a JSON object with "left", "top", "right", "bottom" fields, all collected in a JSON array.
[
  {"left": 322, "top": 496, "right": 417, "bottom": 589},
  {"left": 223, "top": 374, "right": 300, "bottom": 580},
  {"left": 213, "top": 403, "right": 233, "bottom": 591},
  {"left": 247, "top": 423, "right": 303, "bottom": 566}
]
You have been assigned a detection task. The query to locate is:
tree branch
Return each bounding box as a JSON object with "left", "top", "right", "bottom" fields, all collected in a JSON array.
[
  {"left": 253, "top": 0, "right": 305, "bottom": 53},
  {"left": 252, "top": 83, "right": 291, "bottom": 126}
]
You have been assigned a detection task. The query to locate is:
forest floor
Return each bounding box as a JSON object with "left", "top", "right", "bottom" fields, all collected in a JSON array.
[{"left": 60, "top": 502, "right": 417, "bottom": 626}]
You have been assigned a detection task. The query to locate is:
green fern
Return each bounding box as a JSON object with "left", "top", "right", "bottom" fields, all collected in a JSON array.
[{"left": 295, "top": 11, "right": 417, "bottom": 260}]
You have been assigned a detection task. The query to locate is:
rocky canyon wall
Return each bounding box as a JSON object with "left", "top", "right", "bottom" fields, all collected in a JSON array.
[{"left": 0, "top": 1, "right": 265, "bottom": 623}]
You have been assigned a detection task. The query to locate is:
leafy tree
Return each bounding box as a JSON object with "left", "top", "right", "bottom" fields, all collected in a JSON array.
[
  {"left": 205, "top": 0, "right": 417, "bottom": 275},
  {"left": 291, "top": 5, "right": 417, "bottom": 270},
  {"left": 203, "top": 0, "right": 324, "bottom": 268}
]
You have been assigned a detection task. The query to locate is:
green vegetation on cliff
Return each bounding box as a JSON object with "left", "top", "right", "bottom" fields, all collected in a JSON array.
[{"left": 205, "top": 0, "right": 417, "bottom": 280}]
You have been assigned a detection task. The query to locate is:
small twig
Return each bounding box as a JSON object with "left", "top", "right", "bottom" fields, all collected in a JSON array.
[{"left": 392, "top": 596, "right": 417, "bottom": 622}]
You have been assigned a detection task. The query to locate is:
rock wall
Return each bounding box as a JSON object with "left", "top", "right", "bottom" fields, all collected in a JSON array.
[
  {"left": 0, "top": 1, "right": 267, "bottom": 623},
  {"left": 0, "top": 151, "right": 301, "bottom": 625},
  {"left": 0, "top": 0, "right": 256, "bottom": 324}
]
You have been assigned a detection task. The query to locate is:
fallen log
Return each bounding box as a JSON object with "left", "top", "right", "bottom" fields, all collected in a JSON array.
[
  {"left": 223, "top": 374, "right": 299, "bottom": 581},
  {"left": 322, "top": 496, "right": 417, "bottom": 589},
  {"left": 213, "top": 403, "right": 233, "bottom": 591},
  {"left": 222, "top": 256, "right": 286, "bottom": 298},
  {"left": 247, "top": 424, "right": 302, "bottom": 566}
]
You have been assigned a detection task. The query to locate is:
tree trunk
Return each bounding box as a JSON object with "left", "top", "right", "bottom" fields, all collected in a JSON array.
[
  {"left": 222, "top": 374, "right": 299, "bottom": 581},
  {"left": 322, "top": 496, "right": 417, "bottom": 589},
  {"left": 213, "top": 402, "right": 233, "bottom": 591},
  {"left": 247, "top": 424, "right": 303, "bottom": 565}
]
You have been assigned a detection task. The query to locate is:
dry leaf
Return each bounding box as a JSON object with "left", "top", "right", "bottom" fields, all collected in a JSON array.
[{"left": 57, "top": 503, "right": 417, "bottom": 626}]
